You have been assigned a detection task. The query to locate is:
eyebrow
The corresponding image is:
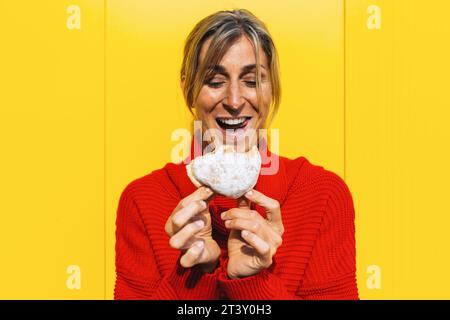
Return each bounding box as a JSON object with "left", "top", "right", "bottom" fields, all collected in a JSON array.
[{"left": 209, "top": 64, "right": 266, "bottom": 78}]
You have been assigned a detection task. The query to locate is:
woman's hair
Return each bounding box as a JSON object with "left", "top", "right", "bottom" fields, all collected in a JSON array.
[{"left": 180, "top": 9, "right": 281, "bottom": 127}]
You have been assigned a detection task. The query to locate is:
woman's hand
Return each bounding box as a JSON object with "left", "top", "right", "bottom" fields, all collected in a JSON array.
[
  {"left": 221, "top": 189, "right": 284, "bottom": 279},
  {"left": 165, "top": 186, "right": 221, "bottom": 272}
]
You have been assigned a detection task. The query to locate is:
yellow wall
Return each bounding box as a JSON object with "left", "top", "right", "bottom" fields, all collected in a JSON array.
[
  {"left": 0, "top": 0, "right": 448, "bottom": 299},
  {"left": 0, "top": 1, "right": 105, "bottom": 299},
  {"left": 346, "top": 0, "right": 450, "bottom": 299}
]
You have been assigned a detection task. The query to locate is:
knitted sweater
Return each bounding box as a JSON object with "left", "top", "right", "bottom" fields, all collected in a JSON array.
[{"left": 114, "top": 142, "right": 359, "bottom": 300}]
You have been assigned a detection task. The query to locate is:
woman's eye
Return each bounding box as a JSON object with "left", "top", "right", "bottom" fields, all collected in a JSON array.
[
  {"left": 206, "top": 80, "right": 225, "bottom": 88},
  {"left": 245, "top": 80, "right": 256, "bottom": 87}
]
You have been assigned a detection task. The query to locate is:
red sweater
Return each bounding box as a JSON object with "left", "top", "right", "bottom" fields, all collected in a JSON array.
[{"left": 114, "top": 142, "right": 359, "bottom": 300}]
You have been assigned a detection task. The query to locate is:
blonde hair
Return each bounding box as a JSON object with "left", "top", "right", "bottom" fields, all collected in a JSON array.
[{"left": 180, "top": 9, "right": 281, "bottom": 128}]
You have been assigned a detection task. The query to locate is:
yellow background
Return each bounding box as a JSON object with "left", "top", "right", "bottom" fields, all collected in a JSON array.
[{"left": 0, "top": 0, "right": 449, "bottom": 299}]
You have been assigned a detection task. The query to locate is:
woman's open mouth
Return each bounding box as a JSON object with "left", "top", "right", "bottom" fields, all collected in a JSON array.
[{"left": 215, "top": 116, "right": 252, "bottom": 131}]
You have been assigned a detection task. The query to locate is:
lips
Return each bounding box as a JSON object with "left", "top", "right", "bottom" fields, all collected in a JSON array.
[{"left": 216, "top": 117, "right": 252, "bottom": 131}]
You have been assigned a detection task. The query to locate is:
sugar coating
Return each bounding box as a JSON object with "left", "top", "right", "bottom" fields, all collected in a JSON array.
[{"left": 186, "top": 144, "right": 261, "bottom": 199}]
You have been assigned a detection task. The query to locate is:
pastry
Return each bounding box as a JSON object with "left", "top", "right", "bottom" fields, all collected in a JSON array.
[{"left": 186, "top": 144, "right": 261, "bottom": 198}]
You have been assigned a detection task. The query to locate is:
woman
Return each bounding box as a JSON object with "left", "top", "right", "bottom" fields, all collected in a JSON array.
[{"left": 114, "top": 9, "right": 359, "bottom": 300}]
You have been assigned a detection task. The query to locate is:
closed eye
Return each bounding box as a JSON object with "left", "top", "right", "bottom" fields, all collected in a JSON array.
[
  {"left": 207, "top": 81, "right": 225, "bottom": 88},
  {"left": 245, "top": 81, "right": 256, "bottom": 88}
]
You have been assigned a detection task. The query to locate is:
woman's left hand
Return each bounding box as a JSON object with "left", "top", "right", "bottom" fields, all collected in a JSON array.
[{"left": 221, "top": 189, "right": 284, "bottom": 279}]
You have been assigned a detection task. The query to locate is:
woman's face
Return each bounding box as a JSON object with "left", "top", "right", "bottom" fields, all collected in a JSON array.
[{"left": 192, "top": 35, "right": 272, "bottom": 150}]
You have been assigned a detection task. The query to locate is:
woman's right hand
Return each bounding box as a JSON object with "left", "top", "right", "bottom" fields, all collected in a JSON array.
[{"left": 165, "top": 186, "right": 221, "bottom": 271}]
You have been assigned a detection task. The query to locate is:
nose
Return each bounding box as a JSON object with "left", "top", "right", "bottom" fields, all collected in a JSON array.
[{"left": 223, "top": 81, "right": 245, "bottom": 113}]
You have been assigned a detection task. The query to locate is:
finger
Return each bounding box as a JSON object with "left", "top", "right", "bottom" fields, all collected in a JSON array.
[
  {"left": 244, "top": 190, "right": 281, "bottom": 223},
  {"left": 241, "top": 230, "right": 270, "bottom": 256},
  {"left": 224, "top": 218, "right": 261, "bottom": 235},
  {"left": 175, "top": 186, "right": 214, "bottom": 211},
  {"left": 167, "top": 200, "right": 206, "bottom": 235},
  {"left": 237, "top": 195, "right": 250, "bottom": 209},
  {"left": 220, "top": 208, "right": 256, "bottom": 221},
  {"left": 180, "top": 241, "right": 204, "bottom": 268},
  {"left": 169, "top": 219, "right": 205, "bottom": 250}
]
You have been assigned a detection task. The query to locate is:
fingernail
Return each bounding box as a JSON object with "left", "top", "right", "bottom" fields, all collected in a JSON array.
[
  {"left": 220, "top": 212, "right": 225, "bottom": 219},
  {"left": 195, "top": 220, "right": 205, "bottom": 228},
  {"left": 242, "top": 230, "right": 249, "bottom": 237},
  {"left": 199, "top": 201, "right": 207, "bottom": 209},
  {"left": 225, "top": 220, "right": 231, "bottom": 227},
  {"left": 195, "top": 241, "right": 204, "bottom": 248},
  {"left": 204, "top": 187, "right": 213, "bottom": 195},
  {"left": 245, "top": 190, "right": 253, "bottom": 197}
]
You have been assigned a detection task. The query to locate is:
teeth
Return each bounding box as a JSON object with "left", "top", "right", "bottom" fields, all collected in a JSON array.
[{"left": 217, "top": 117, "right": 247, "bottom": 125}]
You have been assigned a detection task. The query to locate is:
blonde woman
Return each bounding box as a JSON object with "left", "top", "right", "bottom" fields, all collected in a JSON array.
[{"left": 114, "top": 9, "right": 359, "bottom": 300}]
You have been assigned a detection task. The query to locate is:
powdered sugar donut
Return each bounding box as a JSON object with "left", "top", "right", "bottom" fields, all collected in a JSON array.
[{"left": 186, "top": 144, "right": 261, "bottom": 198}]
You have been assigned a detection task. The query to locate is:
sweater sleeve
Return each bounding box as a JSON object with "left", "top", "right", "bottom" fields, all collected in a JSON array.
[
  {"left": 296, "top": 172, "right": 359, "bottom": 300},
  {"left": 114, "top": 178, "right": 220, "bottom": 300},
  {"left": 217, "top": 258, "right": 298, "bottom": 300}
]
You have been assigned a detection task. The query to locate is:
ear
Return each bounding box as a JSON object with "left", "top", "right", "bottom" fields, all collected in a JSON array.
[{"left": 180, "top": 75, "right": 186, "bottom": 91}]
